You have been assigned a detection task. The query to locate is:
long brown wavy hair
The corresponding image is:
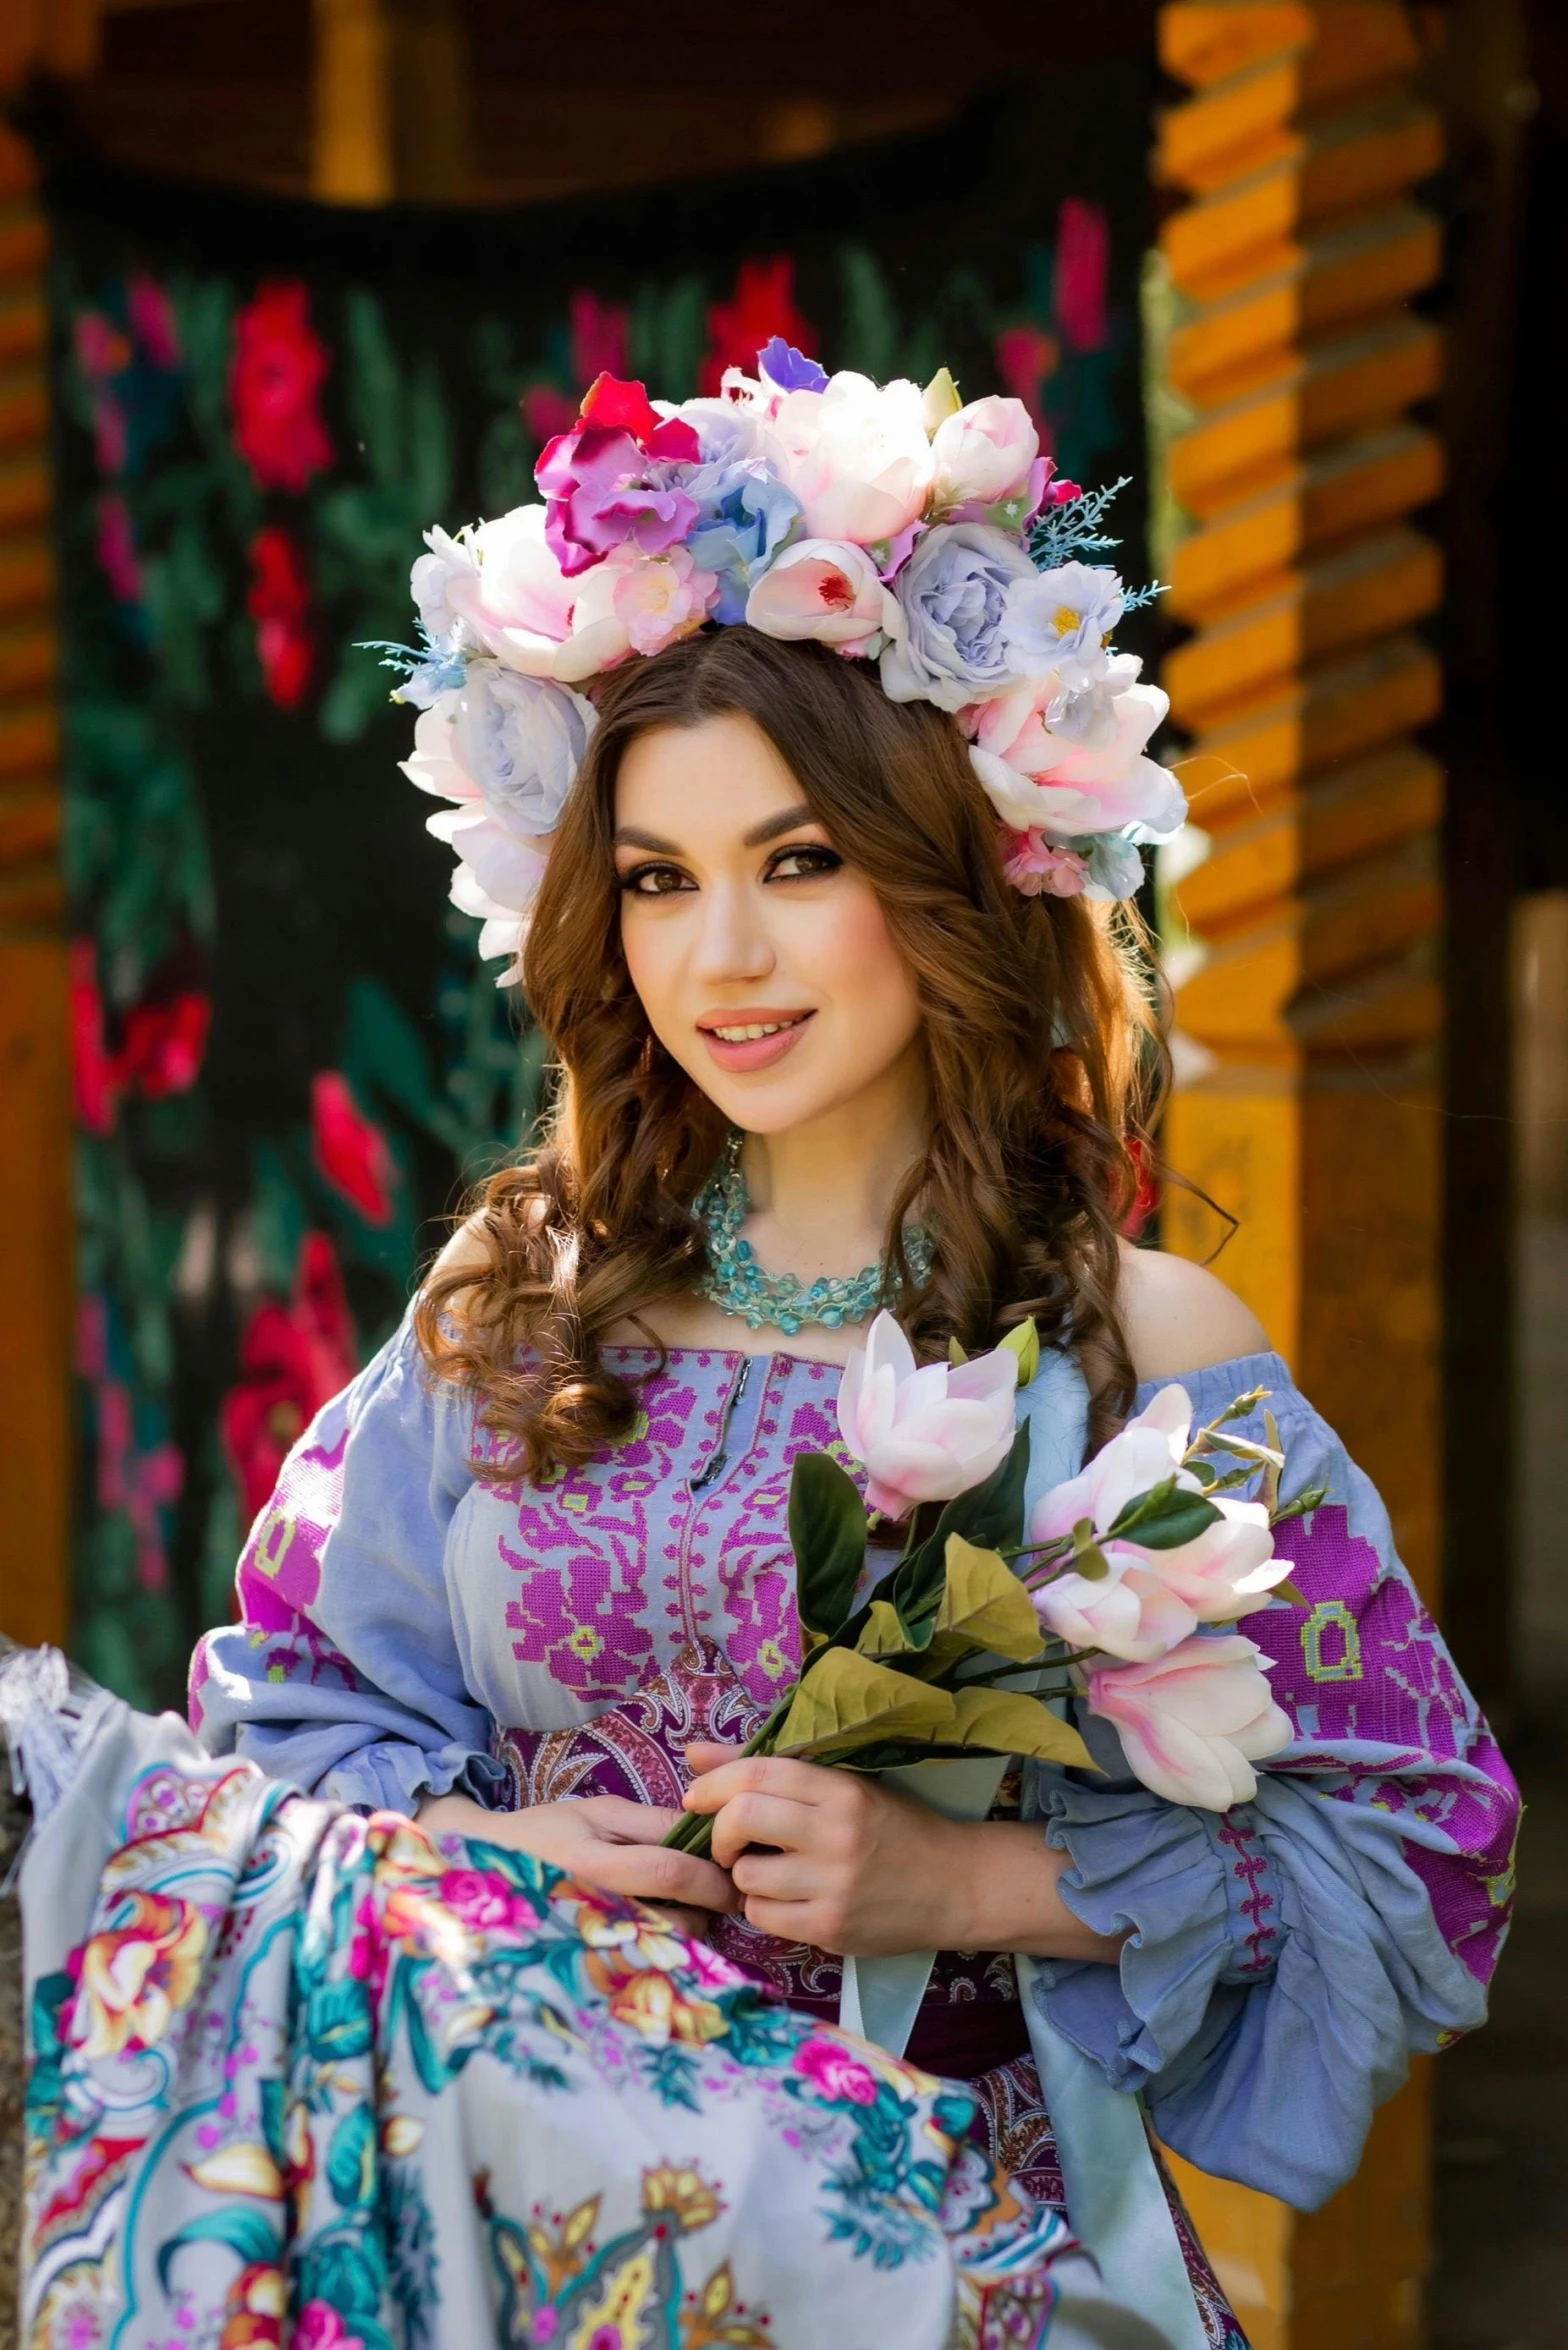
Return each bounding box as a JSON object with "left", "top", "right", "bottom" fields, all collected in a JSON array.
[{"left": 416, "top": 626, "right": 1166, "bottom": 1474}]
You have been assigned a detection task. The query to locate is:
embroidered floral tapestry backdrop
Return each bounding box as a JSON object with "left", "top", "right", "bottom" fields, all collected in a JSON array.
[{"left": 41, "top": 81, "right": 1154, "bottom": 1708}]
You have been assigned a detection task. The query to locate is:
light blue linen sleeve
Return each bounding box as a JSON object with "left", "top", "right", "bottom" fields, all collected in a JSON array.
[
  {"left": 1019, "top": 1351, "right": 1518, "bottom": 2211},
  {"left": 189, "top": 1302, "right": 507, "bottom": 1815}
]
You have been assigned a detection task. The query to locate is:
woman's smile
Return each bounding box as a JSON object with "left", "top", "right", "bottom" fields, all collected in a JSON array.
[{"left": 698, "top": 1006, "right": 816, "bottom": 1072}]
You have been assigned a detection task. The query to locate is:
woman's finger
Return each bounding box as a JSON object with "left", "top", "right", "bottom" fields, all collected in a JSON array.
[
  {"left": 584, "top": 1839, "right": 740, "bottom": 1915},
  {"left": 738, "top": 1894, "right": 823, "bottom": 1945},
  {"left": 728, "top": 1847, "right": 820, "bottom": 1902},
  {"left": 581, "top": 1797, "right": 689, "bottom": 1845},
  {"left": 683, "top": 1740, "right": 738, "bottom": 1777},
  {"left": 706, "top": 1791, "right": 819, "bottom": 1870},
  {"left": 682, "top": 1753, "right": 836, "bottom": 1815}
]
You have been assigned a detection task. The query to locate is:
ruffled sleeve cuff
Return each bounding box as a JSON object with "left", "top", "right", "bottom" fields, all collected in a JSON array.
[
  {"left": 1026, "top": 1772, "right": 1282, "bottom": 2094},
  {"left": 315, "top": 1735, "right": 510, "bottom": 1817}
]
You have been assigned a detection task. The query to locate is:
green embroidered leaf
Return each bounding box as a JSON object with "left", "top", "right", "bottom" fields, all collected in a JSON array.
[
  {"left": 935, "top": 1535, "right": 1043, "bottom": 1662},
  {"left": 259, "top": 2075, "right": 287, "bottom": 2170},
  {"left": 790, "top": 1449, "right": 869, "bottom": 1642},
  {"left": 299, "top": 2233, "right": 385, "bottom": 2319},
  {"left": 158, "top": 2208, "right": 281, "bottom": 2295},
  {"left": 327, "top": 2103, "right": 376, "bottom": 2209},
  {"left": 305, "top": 1980, "right": 373, "bottom": 2061}
]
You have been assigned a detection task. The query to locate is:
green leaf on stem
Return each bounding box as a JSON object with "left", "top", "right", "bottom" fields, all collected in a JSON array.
[
  {"left": 948, "top": 1687, "right": 1098, "bottom": 1770},
  {"left": 1260, "top": 1409, "right": 1283, "bottom": 1517},
  {"left": 1268, "top": 1483, "right": 1328, "bottom": 1528},
  {"left": 1070, "top": 1518, "right": 1112, "bottom": 1580},
  {"left": 855, "top": 1600, "right": 916, "bottom": 1657},
  {"left": 948, "top": 1336, "right": 968, "bottom": 1366},
  {"left": 790, "top": 1450, "right": 868, "bottom": 1643},
  {"left": 1271, "top": 1577, "right": 1308, "bottom": 1606},
  {"left": 1106, "top": 1476, "right": 1223, "bottom": 1551},
  {"left": 999, "top": 1318, "right": 1041, "bottom": 1387},
  {"left": 776, "top": 1647, "right": 955, "bottom": 1757},
  {"left": 886, "top": 1425, "right": 1034, "bottom": 1629},
  {"left": 937, "top": 1535, "right": 1045, "bottom": 1661}
]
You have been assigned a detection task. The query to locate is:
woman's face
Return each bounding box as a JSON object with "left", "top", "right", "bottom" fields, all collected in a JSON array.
[{"left": 613, "top": 713, "right": 924, "bottom": 1136}]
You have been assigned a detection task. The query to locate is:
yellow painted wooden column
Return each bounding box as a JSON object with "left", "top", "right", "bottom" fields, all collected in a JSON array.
[
  {"left": 0, "top": 116, "right": 70, "bottom": 1650},
  {"left": 1149, "top": 7, "right": 1444, "bottom": 2347}
]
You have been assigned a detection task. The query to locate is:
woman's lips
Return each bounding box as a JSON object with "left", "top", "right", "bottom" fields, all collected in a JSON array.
[{"left": 697, "top": 1009, "right": 815, "bottom": 1074}]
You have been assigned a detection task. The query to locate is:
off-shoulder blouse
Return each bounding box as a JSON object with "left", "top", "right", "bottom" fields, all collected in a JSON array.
[{"left": 191, "top": 1310, "right": 1518, "bottom": 2211}]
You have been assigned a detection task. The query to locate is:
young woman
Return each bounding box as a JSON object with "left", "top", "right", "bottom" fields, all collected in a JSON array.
[{"left": 188, "top": 362, "right": 1517, "bottom": 2349}]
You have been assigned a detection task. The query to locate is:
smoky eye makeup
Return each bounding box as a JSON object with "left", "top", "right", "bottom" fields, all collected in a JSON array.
[
  {"left": 616, "top": 859, "right": 695, "bottom": 897},
  {"left": 765, "top": 842, "right": 843, "bottom": 880}
]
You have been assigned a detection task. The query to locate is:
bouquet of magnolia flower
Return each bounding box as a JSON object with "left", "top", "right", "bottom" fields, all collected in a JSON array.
[{"left": 665, "top": 1313, "right": 1322, "bottom": 1857}]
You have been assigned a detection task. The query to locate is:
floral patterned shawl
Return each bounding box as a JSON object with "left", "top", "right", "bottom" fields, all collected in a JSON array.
[{"left": 10, "top": 1661, "right": 1167, "bottom": 2350}]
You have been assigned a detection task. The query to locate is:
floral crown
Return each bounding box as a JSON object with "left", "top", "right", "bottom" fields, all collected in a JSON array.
[{"left": 387, "top": 340, "right": 1184, "bottom": 973}]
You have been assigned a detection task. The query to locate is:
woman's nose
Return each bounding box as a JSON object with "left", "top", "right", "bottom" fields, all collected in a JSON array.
[{"left": 690, "top": 880, "right": 775, "bottom": 985}]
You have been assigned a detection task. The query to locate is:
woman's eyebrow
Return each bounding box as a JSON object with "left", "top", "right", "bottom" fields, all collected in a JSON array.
[
  {"left": 612, "top": 802, "right": 818, "bottom": 856},
  {"left": 612, "top": 825, "right": 681, "bottom": 853},
  {"left": 742, "top": 802, "right": 815, "bottom": 847}
]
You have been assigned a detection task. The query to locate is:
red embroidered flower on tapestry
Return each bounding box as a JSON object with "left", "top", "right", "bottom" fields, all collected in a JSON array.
[
  {"left": 230, "top": 281, "right": 333, "bottom": 494},
  {"left": 221, "top": 1232, "right": 359, "bottom": 1525},
  {"left": 247, "top": 526, "right": 315, "bottom": 708},
  {"left": 311, "top": 1070, "right": 398, "bottom": 1226}
]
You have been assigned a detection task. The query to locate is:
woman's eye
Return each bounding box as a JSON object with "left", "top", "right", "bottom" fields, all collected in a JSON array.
[
  {"left": 768, "top": 844, "right": 842, "bottom": 882},
  {"left": 620, "top": 862, "right": 693, "bottom": 897}
]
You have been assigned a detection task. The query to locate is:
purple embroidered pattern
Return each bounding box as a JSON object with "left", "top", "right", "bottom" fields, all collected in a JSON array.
[
  {"left": 1253, "top": 1506, "right": 1519, "bottom": 1984},
  {"left": 494, "top": 1370, "right": 702, "bottom": 1693},
  {"left": 1216, "top": 1817, "right": 1277, "bottom": 1978},
  {"left": 710, "top": 1364, "right": 858, "bottom": 1703}
]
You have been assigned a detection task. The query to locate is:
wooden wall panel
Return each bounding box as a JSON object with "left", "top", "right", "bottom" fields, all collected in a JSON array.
[
  {"left": 0, "top": 117, "right": 68, "bottom": 1649},
  {"left": 1154, "top": 6, "right": 1444, "bottom": 2345}
]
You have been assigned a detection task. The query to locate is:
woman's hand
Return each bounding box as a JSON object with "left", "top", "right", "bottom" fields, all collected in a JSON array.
[
  {"left": 681, "top": 1744, "right": 1126, "bottom": 1962},
  {"left": 414, "top": 1790, "right": 738, "bottom": 1940}
]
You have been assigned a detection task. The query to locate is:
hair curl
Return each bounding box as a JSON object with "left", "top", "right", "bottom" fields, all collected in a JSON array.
[{"left": 416, "top": 627, "right": 1166, "bottom": 1473}]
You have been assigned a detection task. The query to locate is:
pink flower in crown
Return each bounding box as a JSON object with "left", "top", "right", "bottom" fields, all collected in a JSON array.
[
  {"left": 770, "top": 370, "right": 935, "bottom": 546},
  {"left": 536, "top": 372, "right": 703, "bottom": 577},
  {"left": 1000, "top": 830, "right": 1090, "bottom": 897},
  {"left": 570, "top": 541, "right": 719, "bottom": 659},
  {"left": 929, "top": 395, "right": 1039, "bottom": 515},
  {"left": 1086, "top": 1634, "right": 1292, "bottom": 1810},
  {"left": 793, "top": 2034, "right": 880, "bottom": 2106},
  {"left": 416, "top": 507, "right": 582, "bottom": 681},
  {"left": 744, "top": 538, "right": 904, "bottom": 658},
  {"left": 966, "top": 656, "right": 1185, "bottom": 844},
  {"left": 836, "top": 1310, "right": 1017, "bottom": 1521}
]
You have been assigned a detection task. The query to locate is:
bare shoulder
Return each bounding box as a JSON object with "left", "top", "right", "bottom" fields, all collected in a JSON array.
[{"left": 1115, "top": 1240, "right": 1271, "bottom": 1382}]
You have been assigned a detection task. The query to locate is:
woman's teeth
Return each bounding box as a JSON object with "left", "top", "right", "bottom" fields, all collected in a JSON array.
[{"left": 711, "top": 1020, "right": 800, "bottom": 1042}]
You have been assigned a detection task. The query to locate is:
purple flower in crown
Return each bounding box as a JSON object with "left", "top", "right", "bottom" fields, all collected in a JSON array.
[
  {"left": 536, "top": 372, "right": 704, "bottom": 578},
  {"left": 758, "top": 336, "right": 828, "bottom": 395}
]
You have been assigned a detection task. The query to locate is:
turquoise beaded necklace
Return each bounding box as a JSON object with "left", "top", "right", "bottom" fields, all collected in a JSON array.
[{"left": 691, "top": 1130, "right": 933, "bottom": 1336}]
